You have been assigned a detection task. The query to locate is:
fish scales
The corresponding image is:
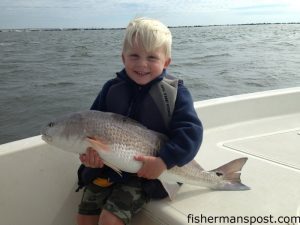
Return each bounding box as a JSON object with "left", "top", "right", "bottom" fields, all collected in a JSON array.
[
  {"left": 89, "top": 111, "right": 161, "bottom": 157},
  {"left": 41, "top": 110, "right": 250, "bottom": 197}
]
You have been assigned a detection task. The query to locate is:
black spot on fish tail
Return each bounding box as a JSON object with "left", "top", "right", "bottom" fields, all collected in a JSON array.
[{"left": 210, "top": 157, "right": 250, "bottom": 190}]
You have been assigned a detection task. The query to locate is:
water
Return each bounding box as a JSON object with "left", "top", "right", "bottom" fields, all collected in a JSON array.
[{"left": 1, "top": 24, "right": 300, "bottom": 144}]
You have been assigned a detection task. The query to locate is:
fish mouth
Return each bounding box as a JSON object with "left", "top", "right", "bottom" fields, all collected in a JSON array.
[{"left": 41, "top": 134, "right": 52, "bottom": 143}]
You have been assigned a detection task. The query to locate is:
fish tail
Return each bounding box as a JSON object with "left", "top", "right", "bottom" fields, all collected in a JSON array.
[{"left": 212, "top": 157, "right": 250, "bottom": 190}]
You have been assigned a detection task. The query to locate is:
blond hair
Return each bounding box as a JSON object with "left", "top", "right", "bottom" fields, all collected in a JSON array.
[{"left": 123, "top": 18, "right": 172, "bottom": 58}]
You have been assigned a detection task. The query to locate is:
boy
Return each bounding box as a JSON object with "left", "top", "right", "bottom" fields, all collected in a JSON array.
[{"left": 77, "top": 18, "right": 203, "bottom": 225}]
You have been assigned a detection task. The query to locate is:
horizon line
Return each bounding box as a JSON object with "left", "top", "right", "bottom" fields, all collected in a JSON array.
[{"left": 1, "top": 22, "right": 300, "bottom": 32}]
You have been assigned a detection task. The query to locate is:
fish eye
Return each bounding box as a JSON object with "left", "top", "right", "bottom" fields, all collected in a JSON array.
[
  {"left": 48, "top": 122, "right": 55, "bottom": 127},
  {"left": 216, "top": 172, "right": 223, "bottom": 177}
]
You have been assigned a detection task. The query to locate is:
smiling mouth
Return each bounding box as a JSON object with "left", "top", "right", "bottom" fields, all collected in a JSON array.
[{"left": 135, "top": 71, "right": 150, "bottom": 76}]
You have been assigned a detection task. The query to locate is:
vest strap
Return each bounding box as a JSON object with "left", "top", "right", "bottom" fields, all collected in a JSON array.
[{"left": 149, "top": 77, "right": 179, "bottom": 129}]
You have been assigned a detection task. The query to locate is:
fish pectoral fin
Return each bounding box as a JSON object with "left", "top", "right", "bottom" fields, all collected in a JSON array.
[
  {"left": 86, "top": 137, "right": 122, "bottom": 177},
  {"left": 86, "top": 136, "right": 110, "bottom": 152},
  {"left": 103, "top": 160, "right": 123, "bottom": 177},
  {"left": 159, "top": 180, "right": 181, "bottom": 201}
]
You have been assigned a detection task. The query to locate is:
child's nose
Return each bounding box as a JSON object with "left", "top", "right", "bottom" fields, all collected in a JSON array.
[{"left": 137, "top": 58, "right": 148, "bottom": 67}]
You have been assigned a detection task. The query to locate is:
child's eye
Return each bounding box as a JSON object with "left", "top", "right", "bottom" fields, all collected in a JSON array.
[
  {"left": 129, "top": 54, "right": 139, "bottom": 59},
  {"left": 148, "top": 56, "right": 158, "bottom": 61}
]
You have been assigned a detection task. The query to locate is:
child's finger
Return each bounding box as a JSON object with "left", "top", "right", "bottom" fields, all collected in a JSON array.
[
  {"left": 95, "top": 155, "right": 104, "bottom": 168},
  {"left": 134, "top": 155, "right": 146, "bottom": 162},
  {"left": 79, "top": 153, "right": 86, "bottom": 163}
]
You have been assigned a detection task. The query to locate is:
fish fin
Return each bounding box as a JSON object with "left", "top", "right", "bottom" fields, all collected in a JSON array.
[
  {"left": 159, "top": 180, "right": 181, "bottom": 200},
  {"left": 190, "top": 160, "right": 204, "bottom": 171},
  {"left": 211, "top": 157, "right": 250, "bottom": 190},
  {"left": 86, "top": 137, "right": 122, "bottom": 177},
  {"left": 213, "top": 157, "right": 248, "bottom": 175},
  {"left": 102, "top": 160, "right": 123, "bottom": 177},
  {"left": 86, "top": 136, "right": 110, "bottom": 152}
]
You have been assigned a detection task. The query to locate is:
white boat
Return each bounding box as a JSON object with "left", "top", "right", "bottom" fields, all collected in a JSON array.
[{"left": 1, "top": 87, "right": 299, "bottom": 225}]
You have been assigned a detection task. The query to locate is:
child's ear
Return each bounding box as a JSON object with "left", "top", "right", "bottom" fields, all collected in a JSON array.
[{"left": 164, "top": 58, "right": 171, "bottom": 68}]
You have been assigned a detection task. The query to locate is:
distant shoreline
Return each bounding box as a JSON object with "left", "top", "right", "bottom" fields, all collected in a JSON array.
[{"left": 1, "top": 22, "right": 300, "bottom": 32}]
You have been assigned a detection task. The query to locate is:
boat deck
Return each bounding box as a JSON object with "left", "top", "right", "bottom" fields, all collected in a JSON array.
[
  {"left": 1, "top": 87, "right": 299, "bottom": 225},
  {"left": 135, "top": 115, "right": 300, "bottom": 224}
]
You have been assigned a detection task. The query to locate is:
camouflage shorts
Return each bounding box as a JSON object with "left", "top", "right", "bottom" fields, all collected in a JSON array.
[{"left": 78, "top": 177, "right": 149, "bottom": 225}]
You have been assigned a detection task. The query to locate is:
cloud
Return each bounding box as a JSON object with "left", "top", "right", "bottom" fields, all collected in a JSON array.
[
  {"left": 0, "top": 0, "right": 242, "bottom": 12},
  {"left": 1, "top": 0, "right": 299, "bottom": 13},
  {"left": 1, "top": 0, "right": 300, "bottom": 28}
]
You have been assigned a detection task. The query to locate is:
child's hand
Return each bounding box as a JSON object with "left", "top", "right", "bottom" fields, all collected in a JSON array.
[
  {"left": 79, "top": 147, "right": 104, "bottom": 168},
  {"left": 134, "top": 155, "right": 167, "bottom": 179}
]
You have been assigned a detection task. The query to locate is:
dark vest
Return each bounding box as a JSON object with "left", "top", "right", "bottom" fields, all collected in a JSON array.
[{"left": 105, "top": 75, "right": 179, "bottom": 133}]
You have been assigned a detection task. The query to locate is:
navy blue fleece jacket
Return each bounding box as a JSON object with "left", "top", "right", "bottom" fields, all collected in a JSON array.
[{"left": 90, "top": 69, "right": 203, "bottom": 169}]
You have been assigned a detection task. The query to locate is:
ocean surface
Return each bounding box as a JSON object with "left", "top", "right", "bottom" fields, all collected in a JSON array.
[{"left": 1, "top": 24, "right": 300, "bottom": 144}]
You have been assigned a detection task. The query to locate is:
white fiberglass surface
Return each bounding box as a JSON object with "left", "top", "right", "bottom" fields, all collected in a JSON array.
[{"left": 223, "top": 128, "right": 300, "bottom": 170}]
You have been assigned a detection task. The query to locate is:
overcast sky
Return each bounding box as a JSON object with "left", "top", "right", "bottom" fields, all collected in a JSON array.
[{"left": 1, "top": 0, "right": 300, "bottom": 29}]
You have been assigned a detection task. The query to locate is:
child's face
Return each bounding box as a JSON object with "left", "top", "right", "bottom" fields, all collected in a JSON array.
[{"left": 122, "top": 42, "right": 171, "bottom": 85}]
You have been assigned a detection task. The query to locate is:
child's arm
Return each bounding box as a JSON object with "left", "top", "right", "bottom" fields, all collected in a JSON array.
[
  {"left": 158, "top": 84, "right": 203, "bottom": 169},
  {"left": 135, "top": 84, "right": 203, "bottom": 179}
]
